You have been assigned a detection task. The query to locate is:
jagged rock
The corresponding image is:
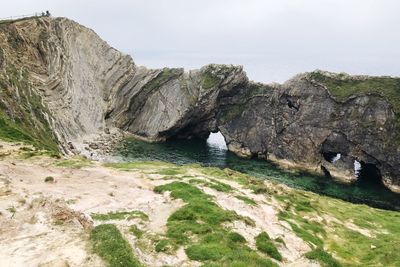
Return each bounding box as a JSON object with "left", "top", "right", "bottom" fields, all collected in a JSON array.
[{"left": 0, "top": 17, "right": 399, "bottom": 192}]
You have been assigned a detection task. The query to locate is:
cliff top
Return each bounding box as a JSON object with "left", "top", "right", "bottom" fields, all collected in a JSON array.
[{"left": 305, "top": 70, "right": 400, "bottom": 114}]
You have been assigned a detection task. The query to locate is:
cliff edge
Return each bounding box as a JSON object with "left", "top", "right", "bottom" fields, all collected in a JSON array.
[{"left": 0, "top": 17, "right": 399, "bottom": 192}]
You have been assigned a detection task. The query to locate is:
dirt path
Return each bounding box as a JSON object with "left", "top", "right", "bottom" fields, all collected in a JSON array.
[{"left": 0, "top": 141, "right": 318, "bottom": 267}]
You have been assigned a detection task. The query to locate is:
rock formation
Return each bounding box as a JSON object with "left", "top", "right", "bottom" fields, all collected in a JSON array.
[{"left": 0, "top": 17, "right": 399, "bottom": 192}]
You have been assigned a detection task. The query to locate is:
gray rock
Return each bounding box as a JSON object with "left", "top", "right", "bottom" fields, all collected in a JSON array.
[{"left": 1, "top": 17, "right": 399, "bottom": 193}]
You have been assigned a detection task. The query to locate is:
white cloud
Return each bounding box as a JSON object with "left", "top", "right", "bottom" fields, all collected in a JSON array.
[{"left": 1, "top": 0, "right": 399, "bottom": 82}]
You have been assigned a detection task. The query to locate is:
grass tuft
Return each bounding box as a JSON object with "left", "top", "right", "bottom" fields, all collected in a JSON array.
[
  {"left": 129, "top": 225, "right": 144, "bottom": 238},
  {"left": 235, "top": 195, "right": 258, "bottom": 206},
  {"left": 90, "top": 224, "right": 142, "bottom": 267},
  {"left": 54, "top": 156, "right": 91, "bottom": 169},
  {"left": 255, "top": 232, "right": 282, "bottom": 261},
  {"left": 155, "top": 239, "right": 176, "bottom": 253},
  {"left": 305, "top": 248, "right": 342, "bottom": 267},
  {"left": 91, "top": 210, "right": 148, "bottom": 221},
  {"left": 44, "top": 176, "right": 54, "bottom": 183}
]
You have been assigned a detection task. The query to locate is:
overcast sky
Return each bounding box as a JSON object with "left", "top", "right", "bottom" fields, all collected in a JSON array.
[{"left": 1, "top": 0, "right": 399, "bottom": 83}]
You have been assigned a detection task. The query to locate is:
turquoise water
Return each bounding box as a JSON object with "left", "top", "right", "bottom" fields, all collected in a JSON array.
[{"left": 115, "top": 137, "right": 400, "bottom": 211}]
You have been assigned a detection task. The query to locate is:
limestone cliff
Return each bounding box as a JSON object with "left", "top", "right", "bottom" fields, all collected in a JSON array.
[{"left": 0, "top": 16, "right": 399, "bottom": 192}]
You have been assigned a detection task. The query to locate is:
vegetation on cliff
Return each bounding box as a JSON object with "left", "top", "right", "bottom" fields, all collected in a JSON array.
[
  {"left": 0, "top": 62, "right": 59, "bottom": 152},
  {"left": 308, "top": 70, "right": 400, "bottom": 146},
  {"left": 307, "top": 71, "right": 400, "bottom": 113}
]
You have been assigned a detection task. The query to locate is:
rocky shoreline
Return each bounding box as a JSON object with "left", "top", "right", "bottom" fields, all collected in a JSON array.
[{"left": 0, "top": 16, "right": 399, "bottom": 192}]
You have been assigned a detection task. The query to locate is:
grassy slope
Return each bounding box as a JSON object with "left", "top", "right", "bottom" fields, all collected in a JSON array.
[
  {"left": 0, "top": 61, "right": 59, "bottom": 152},
  {"left": 154, "top": 181, "right": 277, "bottom": 266},
  {"left": 7, "top": 146, "right": 397, "bottom": 266},
  {"left": 103, "top": 161, "right": 400, "bottom": 266},
  {"left": 197, "top": 166, "right": 400, "bottom": 267}
]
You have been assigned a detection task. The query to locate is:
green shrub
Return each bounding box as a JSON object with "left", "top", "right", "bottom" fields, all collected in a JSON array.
[{"left": 44, "top": 176, "right": 54, "bottom": 183}]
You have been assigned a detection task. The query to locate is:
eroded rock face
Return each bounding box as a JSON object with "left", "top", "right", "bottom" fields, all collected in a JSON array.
[
  {"left": 108, "top": 64, "right": 248, "bottom": 141},
  {"left": 216, "top": 75, "right": 400, "bottom": 192},
  {"left": 1, "top": 17, "right": 399, "bottom": 192}
]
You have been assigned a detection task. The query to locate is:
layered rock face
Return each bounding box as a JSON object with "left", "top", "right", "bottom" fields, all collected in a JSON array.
[
  {"left": 0, "top": 17, "right": 134, "bottom": 153},
  {"left": 0, "top": 17, "right": 399, "bottom": 192},
  {"left": 216, "top": 75, "right": 400, "bottom": 193}
]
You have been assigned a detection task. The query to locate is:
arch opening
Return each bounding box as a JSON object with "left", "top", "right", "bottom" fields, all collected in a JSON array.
[
  {"left": 355, "top": 160, "right": 382, "bottom": 185},
  {"left": 322, "top": 151, "right": 341, "bottom": 163},
  {"left": 207, "top": 131, "right": 227, "bottom": 150}
]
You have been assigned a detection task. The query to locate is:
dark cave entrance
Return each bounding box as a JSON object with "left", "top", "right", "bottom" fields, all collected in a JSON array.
[
  {"left": 355, "top": 160, "right": 383, "bottom": 186},
  {"left": 322, "top": 151, "right": 341, "bottom": 163}
]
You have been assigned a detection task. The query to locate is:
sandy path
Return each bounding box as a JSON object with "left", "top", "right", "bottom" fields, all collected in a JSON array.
[{"left": 0, "top": 142, "right": 319, "bottom": 267}]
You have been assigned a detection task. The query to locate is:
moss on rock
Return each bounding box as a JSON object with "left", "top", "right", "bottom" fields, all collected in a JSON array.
[
  {"left": 307, "top": 71, "right": 400, "bottom": 114},
  {"left": 0, "top": 64, "right": 59, "bottom": 152}
]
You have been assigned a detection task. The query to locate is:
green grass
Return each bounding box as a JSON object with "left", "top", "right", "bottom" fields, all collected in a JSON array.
[
  {"left": 54, "top": 156, "right": 92, "bottom": 169},
  {"left": 187, "top": 177, "right": 233, "bottom": 192},
  {"left": 274, "top": 237, "right": 285, "bottom": 245},
  {"left": 156, "top": 167, "right": 185, "bottom": 176},
  {"left": 154, "top": 181, "right": 277, "bottom": 266},
  {"left": 197, "top": 166, "right": 274, "bottom": 195},
  {"left": 149, "top": 164, "right": 400, "bottom": 266},
  {"left": 207, "top": 179, "right": 234, "bottom": 192},
  {"left": 278, "top": 211, "right": 324, "bottom": 248},
  {"left": 255, "top": 232, "right": 282, "bottom": 261},
  {"left": 227, "top": 231, "right": 246, "bottom": 243},
  {"left": 185, "top": 233, "right": 277, "bottom": 266},
  {"left": 305, "top": 249, "right": 342, "bottom": 267},
  {"left": 0, "top": 65, "right": 59, "bottom": 152},
  {"left": 91, "top": 210, "right": 148, "bottom": 221},
  {"left": 273, "top": 186, "right": 400, "bottom": 266},
  {"left": 320, "top": 199, "right": 400, "bottom": 266},
  {"left": 235, "top": 195, "right": 258, "bottom": 206},
  {"left": 187, "top": 178, "right": 205, "bottom": 184},
  {"left": 90, "top": 224, "right": 142, "bottom": 267},
  {"left": 307, "top": 71, "right": 400, "bottom": 113},
  {"left": 129, "top": 225, "right": 144, "bottom": 238},
  {"left": 155, "top": 239, "right": 176, "bottom": 253},
  {"left": 201, "top": 71, "right": 221, "bottom": 89},
  {"left": 103, "top": 161, "right": 176, "bottom": 171}
]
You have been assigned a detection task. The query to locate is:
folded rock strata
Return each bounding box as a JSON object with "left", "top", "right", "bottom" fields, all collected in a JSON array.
[{"left": 0, "top": 17, "right": 399, "bottom": 192}]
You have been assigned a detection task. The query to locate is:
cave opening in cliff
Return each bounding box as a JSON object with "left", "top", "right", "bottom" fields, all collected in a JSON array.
[
  {"left": 355, "top": 160, "right": 383, "bottom": 185},
  {"left": 207, "top": 131, "right": 227, "bottom": 150},
  {"left": 322, "top": 151, "right": 341, "bottom": 163}
]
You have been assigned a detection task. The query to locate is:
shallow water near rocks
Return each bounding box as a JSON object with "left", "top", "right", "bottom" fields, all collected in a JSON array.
[{"left": 114, "top": 136, "right": 400, "bottom": 211}]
